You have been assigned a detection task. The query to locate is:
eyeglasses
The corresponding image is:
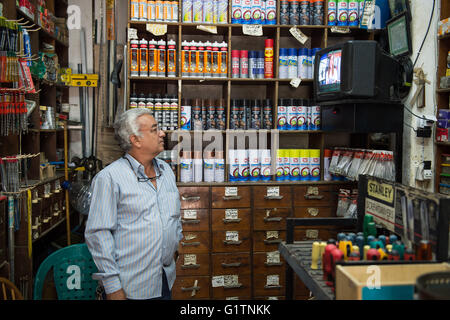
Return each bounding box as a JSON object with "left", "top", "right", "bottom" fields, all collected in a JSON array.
[{"left": 123, "top": 156, "right": 161, "bottom": 182}]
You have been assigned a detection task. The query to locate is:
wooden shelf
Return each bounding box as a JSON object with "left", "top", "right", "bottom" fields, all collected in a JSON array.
[
  {"left": 32, "top": 217, "right": 67, "bottom": 244},
  {"left": 437, "top": 88, "right": 450, "bottom": 93},
  {"left": 438, "top": 33, "right": 450, "bottom": 40},
  {"left": 176, "top": 180, "right": 356, "bottom": 187},
  {"left": 436, "top": 141, "right": 450, "bottom": 147}
]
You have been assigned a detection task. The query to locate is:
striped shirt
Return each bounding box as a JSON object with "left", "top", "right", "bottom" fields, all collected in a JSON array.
[{"left": 85, "top": 153, "right": 182, "bottom": 299}]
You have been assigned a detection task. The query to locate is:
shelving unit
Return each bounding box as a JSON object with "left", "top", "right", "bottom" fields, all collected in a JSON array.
[
  {"left": 435, "top": 0, "right": 450, "bottom": 194},
  {"left": 0, "top": 0, "right": 70, "bottom": 297}
]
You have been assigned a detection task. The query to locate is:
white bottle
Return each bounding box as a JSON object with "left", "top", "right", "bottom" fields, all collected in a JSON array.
[
  {"left": 203, "top": 151, "right": 215, "bottom": 182},
  {"left": 214, "top": 151, "right": 225, "bottom": 182},
  {"left": 193, "top": 151, "right": 203, "bottom": 182},
  {"left": 180, "top": 152, "right": 193, "bottom": 182}
]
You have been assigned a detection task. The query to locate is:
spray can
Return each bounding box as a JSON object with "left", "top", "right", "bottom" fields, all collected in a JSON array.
[
  {"left": 138, "top": 93, "right": 147, "bottom": 109},
  {"left": 297, "top": 48, "right": 308, "bottom": 79},
  {"left": 260, "top": 0, "right": 266, "bottom": 24},
  {"left": 155, "top": 0, "right": 164, "bottom": 21},
  {"left": 260, "top": 149, "right": 271, "bottom": 181},
  {"left": 167, "top": 39, "right": 176, "bottom": 77},
  {"left": 323, "top": 149, "right": 332, "bottom": 181},
  {"left": 180, "top": 99, "right": 192, "bottom": 130},
  {"left": 251, "top": 0, "right": 261, "bottom": 24},
  {"left": 162, "top": 94, "right": 171, "bottom": 130},
  {"left": 157, "top": 40, "right": 166, "bottom": 76},
  {"left": 216, "top": 99, "right": 226, "bottom": 130},
  {"left": 154, "top": 94, "right": 163, "bottom": 127},
  {"left": 299, "top": 0, "right": 310, "bottom": 25},
  {"left": 232, "top": 50, "right": 240, "bottom": 78},
  {"left": 197, "top": 42, "right": 205, "bottom": 77},
  {"left": 181, "top": 41, "right": 190, "bottom": 77},
  {"left": 183, "top": 0, "right": 193, "bottom": 22},
  {"left": 214, "top": 151, "right": 225, "bottom": 182},
  {"left": 189, "top": 41, "right": 198, "bottom": 77},
  {"left": 310, "top": 104, "right": 320, "bottom": 130},
  {"left": 218, "top": 0, "right": 228, "bottom": 23},
  {"left": 307, "top": 48, "right": 313, "bottom": 79},
  {"left": 265, "top": 0, "right": 276, "bottom": 24},
  {"left": 283, "top": 150, "right": 290, "bottom": 179},
  {"left": 257, "top": 50, "right": 265, "bottom": 79},
  {"left": 262, "top": 99, "right": 273, "bottom": 129},
  {"left": 286, "top": 98, "right": 297, "bottom": 130},
  {"left": 312, "top": 0, "right": 324, "bottom": 25},
  {"left": 130, "top": 40, "right": 140, "bottom": 77},
  {"left": 337, "top": 0, "right": 348, "bottom": 26},
  {"left": 192, "top": 99, "right": 203, "bottom": 130},
  {"left": 139, "top": 39, "right": 149, "bottom": 77},
  {"left": 148, "top": 0, "right": 156, "bottom": 21},
  {"left": 213, "top": 0, "right": 219, "bottom": 23},
  {"left": 279, "top": 48, "right": 288, "bottom": 79},
  {"left": 300, "top": 149, "right": 310, "bottom": 180},
  {"left": 309, "top": 149, "right": 320, "bottom": 181},
  {"left": 287, "top": 48, "right": 298, "bottom": 79},
  {"left": 232, "top": 0, "right": 243, "bottom": 23},
  {"left": 131, "top": 0, "right": 140, "bottom": 20},
  {"left": 193, "top": 0, "right": 203, "bottom": 22},
  {"left": 171, "top": 0, "right": 179, "bottom": 21},
  {"left": 180, "top": 151, "right": 193, "bottom": 182},
  {"left": 238, "top": 149, "right": 250, "bottom": 181},
  {"left": 290, "top": 0, "right": 300, "bottom": 25},
  {"left": 170, "top": 95, "right": 178, "bottom": 129},
  {"left": 204, "top": 41, "right": 212, "bottom": 78},
  {"left": 240, "top": 99, "right": 249, "bottom": 130},
  {"left": 219, "top": 41, "right": 228, "bottom": 78},
  {"left": 203, "top": 151, "right": 215, "bottom": 182},
  {"left": 201, "top": 99, "right": 208, "bottom": 130},
  {"left": 311, "top": 47, "right": 321, "bottom": 78},
  {"left": 306, "top": 100, "right": 311, "bottom": 129},
  {"left": 211, "top": 41, "right": 220, "bottom": 77},
  {"left": 280, "top": 0, "right": 290, "bottom": 25},
  {"left": 139, "top": 0, "right": 148, "bottom": 21},
  {"left": 249, "top": 149, "right": 260, "bottom": 181},
  {"left": 242, "top": 0, "right": 252, "bottom": 24},
  {"left": 348, "top": 0, "right": 358, "bottom": 26},
  {"left": 206, "top": 99, "right": 215, "bottom": 130},
  {"left": 289, "top": 149, "right": 300, "bottom": 181},
  {"left": 250, "top": 99, "right": 261, "bottom": 129},
  {"left": 229, "top": 149, "right": 239, "bottom": 181},
  {"left": 163, "top": 0, "right": 171, "bottom": 21},
  {"left": 203, "top": 0, "right": 214, "bottom": 23},
  {"left": 277, "top": 99, "right": 287, "bottom": 130},
  {"left": 248, "top": 51, "right": 257, "bottom": 79},
  {"left": 276, "top": 149, "right": 285, "bottom": 181},
  {"left": 145, "top": 93, "right": 153, "bottom": 111},
  {"left": 264, "top": 39, "right": 274, "bottom": 78},
  {"left": 130, "top": 92, "right": 138, "bottom": 108},
  {"left": 358, "top": 0, "right": 365, "bottom": 24},
  {"left": 230, "top": 99, "right": 239, "bottom": 129},
  {"left": 240, "top": 50, "right": 249, "bottom": 78},
  {"left": 327, "top": 0, "right": 337, "bottom": 25},
  {"left": 297, "top": 99, "right": 307, "bottom": 130}
]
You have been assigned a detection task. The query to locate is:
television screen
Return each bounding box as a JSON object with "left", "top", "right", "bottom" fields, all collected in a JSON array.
[{"left": 318, "top": 49, "right": 342, "bottom": 93}]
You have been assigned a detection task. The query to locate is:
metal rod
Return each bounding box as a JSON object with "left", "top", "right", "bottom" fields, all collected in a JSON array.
[{"left": 64, "top": 121, "right": 71, "bottom": 246}]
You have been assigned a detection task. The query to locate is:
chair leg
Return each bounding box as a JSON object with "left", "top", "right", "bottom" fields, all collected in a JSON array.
[
  {"left": 2, "top": 283, "right": 6, "bottom": 300},
  {"left": 11, "top": 289, "right": 16, "bottom": 300}
]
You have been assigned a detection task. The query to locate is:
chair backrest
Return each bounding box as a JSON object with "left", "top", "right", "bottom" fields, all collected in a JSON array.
[
  {"left": 33, "top": 243, "right": 98, "bottom": 300},
  {"left": 0, "top": 277, "right": 24, "bottom": 300}
]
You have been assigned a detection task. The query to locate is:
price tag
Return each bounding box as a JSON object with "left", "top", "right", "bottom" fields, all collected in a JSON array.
[
  {"left": 184, "top": 254, "right": 197, "bottom": 266},
  {"left": 266, "top": 186, "right": 280, "bottom": 197},
  {"left": 184, "top": 210, "right": 198, "bottom": 220},
  {"left": 290, "top": 78, "right": 302, "bottom": 88},
  {"left": 289, "top": 26, "right": 309, "bottom": 44},
  {"left": 212, "top": 276, "right": 224, "bottom": 287},
  {"left": 146, "top": 24, "right": 167, "bottom": 36},
  {"left": 330, "top": 26, "right": 351, "bottom": 34},
  {"left": 266, "top": 251, "right": 281, "bottom": 264},
  {"left": 127, "top": 28, "right": 138, "bottom": 41},
  {"left": 197, "top": 25, "right": 218, "bottom": 34},
  {"left": 225, "top": 209, "right": 239, "bottom": 220},
  {"left": 266, "top": 275, "right": 280, "bottom": 286},
  {"left": 266, "top": 231, "right": 279, "bottom": 240},
  {"left": 226, "top": 231, "right": 239, "bottom": 242},
  {"left": 185, "top": 233, "right": 198, "bottom": 241},
  {"left": 243, "top": 25, "right": 263, "bottom": 36},
  {"left": 224, "top": 275, "right": 239, "bottom": 286},
  {"left": 225, "top": 187, "right": 238, "bottom": 197}
]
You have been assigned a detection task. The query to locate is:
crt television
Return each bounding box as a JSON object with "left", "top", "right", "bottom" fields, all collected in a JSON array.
[{"left": 313, "top": 40, "right": 404, "bottom": 103}]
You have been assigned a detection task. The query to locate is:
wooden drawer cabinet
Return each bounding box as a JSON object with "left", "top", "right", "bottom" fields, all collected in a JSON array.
[
  {"left": 253, "top": 272, "right": 285, "bottom": 297},
  {"left": 212, "top": 274, "right": 251, "bottom": 299},
  {"left": 253, "top": 230, "right": 286, "bottom": 252},
  {"left": 212, "top": 208, "right": 251, "bottom": 231},
  {"left": 179, "top": 231, "right": 210, "bottom": 254},
  {"left": 172, "top": 276, "right": 210, "bottom": 300},
  {"left": 181, "top": 209, "right": 209, "bottom": 231},
  {"left": 253, "top": 208, "right": 290, "bottom": 230},
  {"left": 212, "top": 252, "right": 251, "bottom": 276},
  {"left": 253, "top": 186, "right": 292, "bottom": 208},
  {"left": 179, "top": 187, "right": 209, "bottom": 209},
  {"left": 176, "top": 253, "right": 210, "bottom": 276},
  {"left": 294, "top": 206, "right": 335, "bottom": 218},
  {"left": 253, "top": 252, "right": 285, "bottom": 275},
  {"left": 212, "top": 230, "right": 251, "bottom": 253},
  {"left": 211, "top": 186, "right": 251, "bottom": 208},
  {"left": 293, "top": 185, "right": 337, "bottom": 206}
]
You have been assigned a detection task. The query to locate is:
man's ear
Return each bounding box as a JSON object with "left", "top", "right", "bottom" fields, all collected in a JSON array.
[{"left": 129, "top": 134, "right": 140, "bottom": 148}]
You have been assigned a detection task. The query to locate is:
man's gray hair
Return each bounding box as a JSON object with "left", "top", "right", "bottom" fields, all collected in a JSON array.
[{"left": 114, "top": 108, "right": 154, "bottom": 152}]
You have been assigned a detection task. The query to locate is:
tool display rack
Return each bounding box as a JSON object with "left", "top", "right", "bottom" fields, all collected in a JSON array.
[
  {"left": 0, "top": 0, "right": 70, "bottom": 298},
  {"left": 435, "top": 0, "right": 450, "bottom": 194}
]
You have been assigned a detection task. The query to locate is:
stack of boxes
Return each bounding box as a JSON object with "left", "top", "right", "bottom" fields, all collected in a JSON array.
[{"left": 437, "top": 109, "right": 450, "bottom": 142}]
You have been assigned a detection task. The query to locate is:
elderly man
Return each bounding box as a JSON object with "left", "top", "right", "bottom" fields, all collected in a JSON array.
[{"left": 85, "top": 108, "right": 182, "bottom": 300}]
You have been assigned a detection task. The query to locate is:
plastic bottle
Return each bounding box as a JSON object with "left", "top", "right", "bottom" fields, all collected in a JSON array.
[
  {"left": 240, "top": 50, "right": 249, "bottom": 78},
  {"left": 277, "top": 98, "right": 287, "bottom": 130},
  {"left": 309, "top": 149, "right": 320, "bottom": 181},
  {"left": 181, "top": 41, "right": 190, "bottom": 77},
  {"left": 148, "top": 39, "right": 158, "bottom": 77},
  {"left": 242, "top": 0, "right": 252, "bottom": 24},
  {"left": 260, "top": 149, "right": 271, "bottom": 181},
  {"left": 219, "top": 41, "right": 228, "bottom": 78},
  {"left": 204, "top": 41, "right": 212, "bottom": 78},
  {"left": 193, "top": 0, "right": 203, "bottom": 22},
  {"left": 300, "top": 149, "right": 310, "bottom": 180},
  {"left": 130, "top": 39, "right": 140, "bottom": 77},
  {"left": 290, "top": 149, "right": 300, "bottom": 181},
  {"left": 197, "top": 41, "right": 205, "bottom": 77},
  {"left": 157, "top": 39, "right": 166, "bottom": 76},
  {"left": 286, "top": 98, "right": 297, "bottom": 130},
  {"left": 276, "top": 149, "right": 285, "bottom": 181},
  {"left": 264, "top": 39, "right": 274, "bottom": 78},
  {"left": 203, "top": 0, "right": 214, "bottom": 23},
  {"left": 180, "top": 98, "right": 192, "bottom": 130},
  {"left": 265, "top": 0, "right": 276, "bottom": 24},
  {"left": 131, "top": 0, "right": 140, "bottom": 21},
  {"left": 231, "top": 0, "right": 243, "bottom": 24},
  {"left": 257, "top": 50, "right": 265, "bottom": 79},
  {"left": 348, "top": 0, "right": 358, "bottom": 26},
  {"left": 279, "top": 48, "right": 288, "bottom": 79},
  {"left": 249, "top": 149, "right": 260, "bottom": 181},
  {"left": 280, "top": 0, "right": 290, "bottom": 25},
  {"left": 180, "top": 151, "right": 193, "bottom": 182},
  {"left": 211, "top": 41, "right": 220, "bottom": 77},
  {"left": 148, "top": 0, "right": 156, "bottom": 21},
  {"left": 183, "top": 0, "right": 193, "bottom": 22},
  {"left": 232, "top": 50, "right": 240, "bottom": 78},
  {"left": 288, "top": 48, "right": 298, "bottom": 79},
  {"left": 299, "top": 0, "right": 311, "bottom": 25},
  {"left": 218, "top": 0, "right": 228, "bottom": 23},
  {"left": 290, "top": 0, "right": 300, "bottom": 25},
  {"left": 139, "top": 0, "right": 148, "bottom": 21},
  {"left": 337, "top": 0, "right": 348, "bottom": 26},
  {"left": 214, "top": 151, "right": 225, "bottom": 182},
  {"left": 327, "top": 0, "right": 337, "bottom": 25},
  {"left": 251, "top": 0, "right": 261, "bottom": 25},
  {"left": 167, "top": 39, "right": 176, "bottom": 77}
]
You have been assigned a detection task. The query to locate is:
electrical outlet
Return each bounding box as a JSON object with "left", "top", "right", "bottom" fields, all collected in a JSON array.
[{"left": 423, "top": 169, "right": 433, "bottom": 180}]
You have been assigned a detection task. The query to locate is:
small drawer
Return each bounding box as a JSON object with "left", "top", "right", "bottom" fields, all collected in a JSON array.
[
  {"left": 212, "top": 252, "right": 251, "bottom": 276},
  {"left": 253, "top": 186, "right": 292, "bottom": 208},
  {"left": 294, "top": 206, "right": 335, "bottom": 218},
  {"left": 253, "top": 251, "right": 285, "bottom": 275},
  {"left": 181, "top": 209, "right": 209, "bottom": 231},
  {"left": 212, "top": 208, "right": 251, "bottom": 231},
  {"left": 212, "top": 186, "right": 251, "bottom": 208},
  {"left": 253, "top": 230, "right": 286, "bottom": 252},
  {"left": 253, "top": 208, "right": 290, "bottom": 231},
  {"left": 253, "top": 272, "right": 285, "bottom": 297},
  {"left": 212, "top": 274, "right": 251, "bottom": 299},
  {"left": 172, "top": 276, "right": 210, "bottom": 300},
  {"left": 295, "top": 277, "right": 311, "bottom": 297},
  {"left": 176, "top": 253, "right": 210, "bottom": 276},
  {"left": 253, "top": 296, "right": 285, "bottom": 300},
  {"left": 179, "top": 231, "right": 210, "bottom": 254},
  {"left": 293, "top": 185, "right": 337, "bottom": 206},
  {"left": 178, "top": 187, "right": 209, "bottom": 209},
  {"left": 212, "top": 230, "right": 251, "bottom": 253},
  {"left": 294, "top": 227, "right": 335, "bottom": 242}
]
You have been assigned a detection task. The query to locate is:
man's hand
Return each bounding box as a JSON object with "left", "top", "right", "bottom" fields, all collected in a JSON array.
[{"left": 106, "top": 288, "right": 127, "bottom": 300}]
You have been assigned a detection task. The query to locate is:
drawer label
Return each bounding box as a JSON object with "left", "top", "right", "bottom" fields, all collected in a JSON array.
[
  {"left": 225, "top": 187, "right": 238, "bottom": 197},
  {"left": 267, "top": 186, "right": 280, "bottom": 197},
  {"left": 226, "top": 231, "right": 239, "bottom": 242},
  {"left": 185, "top": 233, "right": 198, "bottom": 241},
  {"left": 224, "top": 275, "right": 239, "bottom": 287},
  {"left": 212, "top": 276, "right": 224, "bottom": 287},
  {"left": 225, "top": 209, "right": 239, "bottom": 220},
  {"left": 266, "top": 275, "right": 280, "bottom": 286},
  {"left": 306, "top": 229, "right": 319, "bottom": 239},
  {"left": 306, "top": 186, "right": 319, "bottom": 196},
  {"left": 226, "top": 297, "right": 239, "bottom": 300},
  {"left": 184, "top": 254, "right": 197, "bottom": 266},
  {"left": 267, "top": 251, "right": 281, "bottom": 264},
  {"left": 184, "top": 210, "right": 198, "bottom": 220},
  {"left": 307, "top": 208, "right": 319, "bottom": 216},
  {"left": 266, "top": 231, "right": 279, "bottom": 240}
]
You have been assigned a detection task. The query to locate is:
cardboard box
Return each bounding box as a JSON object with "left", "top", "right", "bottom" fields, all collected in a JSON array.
[
  {"left": 438, "top": 109, "right": 450, "bottom": 120},
  {"left": 438, "top": 18, "right": 450, "bottom": 37},
  {"left": 437, "top": 128, "right": 449, "bottom": 142},
  {"left": 438, "top": 119, "right": 450, "bottom": 128},
  {"left": 335, "top": 263, "right": 450, "bottom": 300}
]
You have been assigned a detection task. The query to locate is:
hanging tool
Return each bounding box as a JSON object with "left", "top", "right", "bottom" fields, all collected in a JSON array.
[
  {"left": 27, "top": 190, "right": 32, "bottom": 259},
  {"left": 8, "top": 196, "right": 15, "bottom": 282},
  {"left": 110, "top": 58, "right": 123, "bottom": 120}
]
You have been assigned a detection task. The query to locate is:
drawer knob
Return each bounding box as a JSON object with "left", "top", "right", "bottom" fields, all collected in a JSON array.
[
  {"left": 181, "top": 195, "right": 201, "bottom": 201},
  {"left": 264, "top": 217, "right": 283, "bottom": 222},
  {"left": 181, "top": 264, "right": 200, "bottom": 270},
  {"left": 224, "top": 283, "right": 243, "bottom": 289},
  {"left": 181, "top": 219, "right": 200, "bottom": 225},
  {"left": 181, "top": 241, "right": 201, "bottom": 247},
  {"left": 223, "top": 218, "right": 242, "bottom": 224},
  {"left": 223, "top": 196, "right": 242, "bottom": 201},
  {"left": 223, "top": 240, "right": 242, "bottom": 245},
  {"left": 307, "top": 208, "right": 319, "bottom": 217},
  {"left": 221, "top": 262, "right": 242, "bottom": 268},
  {"left": 264, "top": 195, "right": 284, "bottom": 200}
]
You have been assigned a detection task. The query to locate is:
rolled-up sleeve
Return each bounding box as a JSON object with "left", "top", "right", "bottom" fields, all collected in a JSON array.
[{"left": 84, "top": 172, "right": 122, "bottom": 294}]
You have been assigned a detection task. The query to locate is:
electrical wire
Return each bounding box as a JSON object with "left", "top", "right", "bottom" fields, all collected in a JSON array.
[
  {"left": 413, "top": 0, "right": 436, "bottom": 68},
  {"left": 404, "top": 122, "right": 417, "bottom": 132}
]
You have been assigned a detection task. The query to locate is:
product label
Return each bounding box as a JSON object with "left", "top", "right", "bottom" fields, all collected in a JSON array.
[
  {"left": 266, "top": 275, "right": 279, "bottom": 286},
  {"left": 242, "top": 25, "right": 263, "bottom": 36},
  {"left": 225, "top": 209, "right": 239, "bottom": 220},
  {"left": 184, "top": 254, "right": 197, "bottom": 265},
  {"left": 225, "top": 186, "right": 238, "bottom": 196},
  {"left": 212, "top": 276, "right": 225, "bottom": 287},
  {"left": 266, "top": 186, "right": 280, "bottom": 197},
  {"left": 184, "top": 210, "right": 198, "bottom": 220},
  {"left": 226, "top": 231, "right": 239, "bottom": 242},
  {"left": 128, "top": 28, "right": 139, "bottom": 41},
  {"left": 266, "top": 251, "right": 281, "bottom": 264},
  {"left": 290, "top": 78, "right": 302, "bottom": 87}
]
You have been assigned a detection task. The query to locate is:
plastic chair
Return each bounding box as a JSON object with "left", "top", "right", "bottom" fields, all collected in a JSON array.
[
  {"left": 33, "top": 243, "right": 98, "bottom": 300},
  {"left": 0, "top": 277, "right": 24, "bottom": 300}
]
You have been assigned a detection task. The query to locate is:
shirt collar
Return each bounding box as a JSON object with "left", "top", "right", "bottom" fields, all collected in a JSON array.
[{"left": 123, "top": 153, "right": 165, "bottom": 177}]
